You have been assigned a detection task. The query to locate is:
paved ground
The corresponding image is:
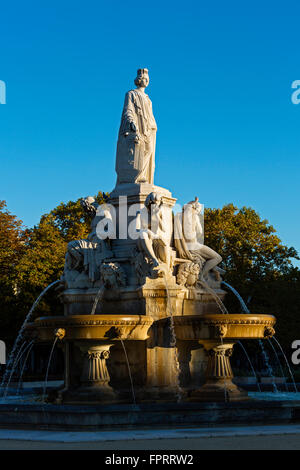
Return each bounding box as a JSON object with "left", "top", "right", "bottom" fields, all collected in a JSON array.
[
  {"left": 0, "top": 434, "right": 300, "bottom": 449},
  {"left": 0, "top": 424, "right": 300, "bottom": 450}
]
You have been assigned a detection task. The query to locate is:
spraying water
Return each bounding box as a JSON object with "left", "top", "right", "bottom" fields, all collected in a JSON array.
[
  {"left": 17, "top": 341, "right": 35, "bottom": 395},
  {"left": 199, "top": 280, "right": 229, "bottom": 315},
  {"left": 220, "top": 336, "right": 228, "bottom": 402},
  {"left": 201, "top": 279, "right": 260, "bottom": 391},
  {"left": 120, "top": 338, "right": 136, "bottom": 405},
  {"left": 0, "top": 280, "right": 60, "bottom": 393},
  {"left": 258, "top": 340, "right": 278, "bottom": 392},
  {"left": 222, "top": 282, "right": 250, "bottom": 314},
  {"left": 237, "top": 340, "right": 261, "bottom": 392},
  {"left": 222, "top": 281, "right": 278, "bottom": 393},
  {"left": 163, "top": 274, "right": 183, "bottom": 402},
  {"left": 223, "top": 280, "right": 297, "bottom": 392},
  {"left": 90, "top": 286, "right": 105, "bottom": 315},
  {"left": 272, "top": 337, "right": 298, "bottom": 392},
  {"left": 42, "top": 337, "right": 59, "bottom": 403},
  {"left": 267, "top": 338, "right": 289, "bottom": 392},
  {"left": 1, "top": 341, "right": 28, "bottom": 398}
]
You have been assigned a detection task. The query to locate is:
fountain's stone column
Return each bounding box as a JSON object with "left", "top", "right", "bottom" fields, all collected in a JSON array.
[
  {"left": 189, "top": 340, "right": 248, "bottom": 402},
  {"left": 136, "top": 306, "right": 186, "bottom": 401},
  {"left": 142, "top": 346, "right": 181, "bottom": 400}
]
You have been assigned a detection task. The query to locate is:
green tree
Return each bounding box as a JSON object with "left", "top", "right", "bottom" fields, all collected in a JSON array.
[
  {"left": 0, "top": 201, "right": 28, "bottom": 342},
  {"left": 0, "top": 192, "right": 108, "bottom": 344},
  {"left": 204, "top": 204, "right": 300, "bottom": 351},
  {"left": 204, "top": 204, "right": 298, "bottom": 283}
]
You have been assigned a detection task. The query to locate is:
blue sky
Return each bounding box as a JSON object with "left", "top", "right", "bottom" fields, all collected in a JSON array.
[{"left": 0, "top": 0, "right": 300, "bottom": 264}]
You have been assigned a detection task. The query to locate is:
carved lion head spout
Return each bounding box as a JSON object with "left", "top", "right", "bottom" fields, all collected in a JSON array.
[
  {"left": 104, "top": 326, "right": 123, "bottom": 340},
  {"left": 100, "top": 262, "right": 126, "bottom": 289},
  {"left": 264, "top": 326, "right": 275, "bottom": 338},
  {"left": 54, "top": 328, "right": 66, "bottom": 341},
  {"left": 216, "top": 324, "right": 228, "bottom": 338}
]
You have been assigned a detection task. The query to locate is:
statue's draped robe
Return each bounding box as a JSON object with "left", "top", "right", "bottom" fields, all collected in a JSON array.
[{"left": 116, "top": 89, "right": 157, "bottom": 185}]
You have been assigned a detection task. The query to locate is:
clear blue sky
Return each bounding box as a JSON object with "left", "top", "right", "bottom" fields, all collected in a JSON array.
[{"left": 1, "top": 0, "right": 299, "bottom": 264}]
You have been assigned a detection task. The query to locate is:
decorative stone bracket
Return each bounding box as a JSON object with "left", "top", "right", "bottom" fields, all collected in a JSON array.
[
  {"left": 79, "top": 343, "right": 114, "bottom": 387},
  {"left": 206, "top": 343, "right": 233, "bottom": 379}
]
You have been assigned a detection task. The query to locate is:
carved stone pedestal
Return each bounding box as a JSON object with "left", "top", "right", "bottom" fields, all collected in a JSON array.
[{"left": 189, "top": 341, "right": 248, "bottom": 402}]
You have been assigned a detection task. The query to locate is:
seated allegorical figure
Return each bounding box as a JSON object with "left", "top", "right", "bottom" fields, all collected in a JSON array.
[
  {"left": 137, "top": 192, "right": 173, "bottom": 276},
  {"left": 174, "top": 197, "right": 223, "bottom": 281},
  {"left": 61, "top": 197, "right": 113, "bottom": 288}
]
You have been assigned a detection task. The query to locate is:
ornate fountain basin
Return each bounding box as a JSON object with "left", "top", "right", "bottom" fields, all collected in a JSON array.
[
  {"left": 173, "top": 313, "right": 276, "bottom": 341},
  {"left": 173, "top": 313, "right": 276, "bottom": 402},
  {"left": 25, "top": 314, "right": 154, "bottom": 404},
  {"left": 26, "top": 314, "right": 154, "bottom": 342}
]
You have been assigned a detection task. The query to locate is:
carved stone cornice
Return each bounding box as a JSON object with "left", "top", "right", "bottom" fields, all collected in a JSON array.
[
  {"left": 173, "top": 313, "right": 276, "bottom": 341},
  {"left": 26, "top": 314, "right": 154, "bottom": 342},
  {"left": 35, "top": 318, "right": 153, "bottom": 328}
]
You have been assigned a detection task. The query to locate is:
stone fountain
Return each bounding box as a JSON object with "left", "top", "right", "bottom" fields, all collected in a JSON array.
[{"left": 26, "top": 68, "right": 276, "bottom": 405}]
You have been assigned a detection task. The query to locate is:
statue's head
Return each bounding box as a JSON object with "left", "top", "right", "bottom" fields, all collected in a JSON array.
[
  {"left": 145, "top": 192, "right": 162, "bottom": 210},
  {"left": 186, "top": 196, "right": 202, "bottom": 214},
  {"left": 134, "top": 68, "right": 149, "bottom": 88}
]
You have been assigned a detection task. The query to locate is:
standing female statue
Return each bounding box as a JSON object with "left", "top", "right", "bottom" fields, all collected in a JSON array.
[{"left": 115, "top": 68, "right": 157, "bottom": 185}]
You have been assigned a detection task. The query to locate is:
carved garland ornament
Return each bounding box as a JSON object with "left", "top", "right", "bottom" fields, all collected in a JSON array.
[{"left": 176, "top": 262, "right": 201, "bottom": 288}]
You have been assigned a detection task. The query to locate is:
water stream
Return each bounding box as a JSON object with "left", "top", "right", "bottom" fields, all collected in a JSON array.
[
  {"left": 267, "top": 338, "right": 289, "bottom": 392},
  {"left": 258, "top": 339, "right": 278, "bottom": 393},
  {"left": 199, "top": 279, "right": 260, "bottom": 391},
  {"left": 163, "top": 274, "right": 183, "bottom": 402},
  {"left": 1, "top": 341, "right": 34, "bottom": 399},
  {"left": 236, "top": 340, "right": 261, "bottom": 392},
  {"left": 220, "top": 336, "right": 228, "bottom": 402},
  {"left": 90, "top": 285, "right": 105, "bottom": 315},
  {"left": 198, "top": 279, "right": 229, "bottom": 315},
  {"left": 17, "top": 341, "right": 36, "bottom": 395},
  {"left": 222, "top": 282, "right": 249, "bottom": 313},
  {"left": 222, "top": 281, "right": 288, "bottom": 393},
  {"left": 272, "top": 336, "right": 298, "bottom": 392},
  {"left": 42, "top": 337, "right": 59, "bottom": 403},
  {"left": 120, "top": 338, "right": 136, "bottom": 405},
  {"left": 0, "top": 280, "right": 60, "bottom": 395}
]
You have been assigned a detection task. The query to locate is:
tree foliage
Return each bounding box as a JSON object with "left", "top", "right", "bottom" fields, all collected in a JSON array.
[
  {"left": 204, "top": 204, "right": 298, "bottom": 282},
  {"left": 204, "top": 204, "right": 300, "bottom": 349},
  {"left": 0, "top": 200, "right": 28, "bottom": 285},
  {"left": 0, "top": 192, "right": 107, "bottom": 343}
]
